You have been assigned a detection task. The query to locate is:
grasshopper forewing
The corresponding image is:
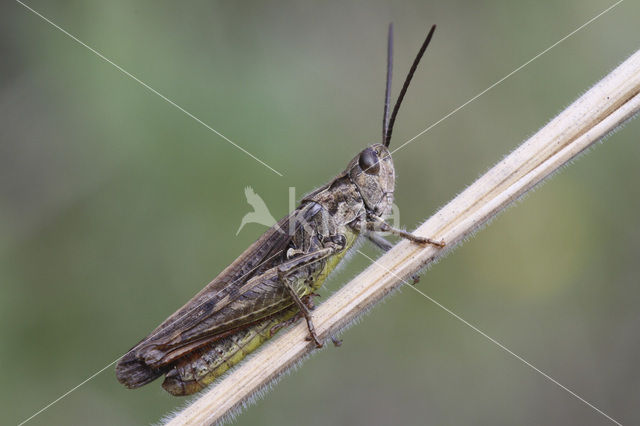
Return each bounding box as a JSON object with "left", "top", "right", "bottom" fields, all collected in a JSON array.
[{"left": 116, "top": 24, "right": 444, "bottom": 396}]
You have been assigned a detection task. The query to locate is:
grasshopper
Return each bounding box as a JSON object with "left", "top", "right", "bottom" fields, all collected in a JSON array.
[{"left": 116, "top": 24, "right": 444, "bottom": 396}]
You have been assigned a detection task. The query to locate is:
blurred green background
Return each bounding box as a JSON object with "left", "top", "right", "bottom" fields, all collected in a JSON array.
[{"left": 2, "top": 1, "right": 640, "bottom": 425}]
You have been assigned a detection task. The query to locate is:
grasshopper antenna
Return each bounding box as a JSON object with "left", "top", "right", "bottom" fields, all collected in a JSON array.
[
  {"left": 382, "top": 23, "right": 393, "bottom": 143},
  {"left": 384, "top": 24, "right": 436, "bottom": 147}
]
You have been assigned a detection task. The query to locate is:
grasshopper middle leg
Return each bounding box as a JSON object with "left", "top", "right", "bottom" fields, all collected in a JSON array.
[
  {"left": 276, "top": 245, "right": 341, "bottom": 348},
  {"left": 365, "top": 232, "right": 422, "bottom": 284}
]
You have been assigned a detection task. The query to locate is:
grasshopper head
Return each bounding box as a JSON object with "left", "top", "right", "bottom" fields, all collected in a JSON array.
[{"left": 349, "top": 143, "right": 395, "bottom": 216}]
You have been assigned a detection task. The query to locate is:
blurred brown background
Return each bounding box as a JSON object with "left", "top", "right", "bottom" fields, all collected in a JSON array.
[{"left": 2, "top": 1, "right": 639, "bottom": 425}]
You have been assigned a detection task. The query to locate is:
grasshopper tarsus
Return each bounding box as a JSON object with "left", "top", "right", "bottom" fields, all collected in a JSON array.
[
  {"left": 417, "top": 236, "right": 446, "bottom": 248},
  {"left": 305, "top": 332, "right": 324, "bottom": 348},
  {"left": 400, "top": 233, "right": 445, "bottom": 248},
  {"left": 411, "top": 274, "right": 421, "bottom": 285}
]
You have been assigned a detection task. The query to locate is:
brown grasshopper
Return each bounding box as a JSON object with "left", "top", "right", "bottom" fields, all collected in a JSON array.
[{"left": 116, "top": 24, "right": 444, "bottom": 396}]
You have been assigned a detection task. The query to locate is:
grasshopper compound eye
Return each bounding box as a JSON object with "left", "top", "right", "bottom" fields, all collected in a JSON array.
[{"left": 359, "top": 147, "right": 380, "bottom": 175}]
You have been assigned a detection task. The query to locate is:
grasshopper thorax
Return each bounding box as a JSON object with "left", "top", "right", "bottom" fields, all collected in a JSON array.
[{"left": 348, "top": 143, "right": 395, "bottom": 217}]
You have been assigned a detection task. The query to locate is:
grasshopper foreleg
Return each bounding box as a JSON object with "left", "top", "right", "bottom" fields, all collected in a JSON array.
[{"left": 364, "top": 215, "right": 445, "bottom": 248}]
